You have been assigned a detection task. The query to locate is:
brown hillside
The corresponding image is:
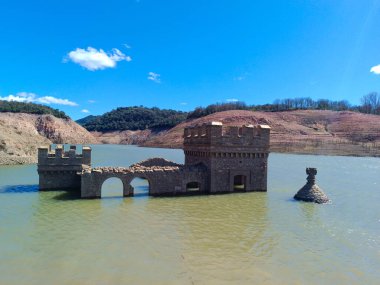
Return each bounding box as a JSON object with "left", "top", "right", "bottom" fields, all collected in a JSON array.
[
  {"left": 143, "top": 110, "right": 380, "bottom": 156},
  {"left": 0, "top": 113, "right": 98, "bottom": 165}
]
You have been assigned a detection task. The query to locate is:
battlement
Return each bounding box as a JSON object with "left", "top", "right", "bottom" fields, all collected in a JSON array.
[
  {"left": 38, "top": 144, "right": 92, "bottom": 166},
  {"left": 183, "top": 122, "right": 270, "bottom": 149}
]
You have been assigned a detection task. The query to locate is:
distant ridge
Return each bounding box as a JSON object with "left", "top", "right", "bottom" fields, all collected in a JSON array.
[
  {"left": 90, "top": 109, "right": 380, "bottom": 157},
  {"left": 78, "top": 106, "right": 187, "bottom": 132},
  {"left": 0, "top": 100, "right": 69, "bottom": 119},
  {"left": 141, "top": 109, "right": 380, "bottom": 156}
]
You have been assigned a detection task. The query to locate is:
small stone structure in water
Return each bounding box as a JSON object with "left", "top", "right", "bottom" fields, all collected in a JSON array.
[
  {"left": 37, "top": 122, "right": 270, "bottom": 198},
  {"left": 294, "top": 168, "right": 329, "bottom": 204}
]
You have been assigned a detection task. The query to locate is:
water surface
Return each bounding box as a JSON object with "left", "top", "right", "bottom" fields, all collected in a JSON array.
[{"left": 0, "top": 145, "right": 379, "bottom": 284}]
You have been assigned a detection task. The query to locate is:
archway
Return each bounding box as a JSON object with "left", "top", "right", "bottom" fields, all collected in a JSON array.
[
  {"left": 101, "top": 177, "right": 124, "bottom": 198},
  {"left": 130, "top": 177, "right": 150, "bottom": 197},
  {"left": 233, "top": 175, "right": 246, "bottom": 191},
  {"left": 186, "top": 181, "right": 200, "bottom": 192}
]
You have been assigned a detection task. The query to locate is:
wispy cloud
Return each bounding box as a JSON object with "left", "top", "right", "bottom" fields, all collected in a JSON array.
[
  {"left": 226, "top": 98, "right": 239, "bottom": 102},
  {"left": 148, "top": 72, "right": 161, "bottom": 83},
  {"left": 0, "top": 92, "right": 78, "bottom": 106},
  {"left": 234, "top": 76, "right": 246, "bottom": 81},
  {"left": 66, "top": 47, "right": 132, "bottom": 71},
  {"left": 88, "top": 100, "right": 96, "bottom": 103},
  {"left": 370, "top": 64, "right": 380, "bottom": 75},
  {"left": 180, "top": 102, "right": 187, "bottom": 105},
  {"left": 81, "top": 109, "right": 90, "bottom": 113},
  {"left": 123, "top": 43, "right": 132, "bottom": 49}
]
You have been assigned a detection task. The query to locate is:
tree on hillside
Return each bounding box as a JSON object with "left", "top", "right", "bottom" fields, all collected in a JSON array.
[{"left": 360, "top": 92, "right": 380, "bottom": 115}]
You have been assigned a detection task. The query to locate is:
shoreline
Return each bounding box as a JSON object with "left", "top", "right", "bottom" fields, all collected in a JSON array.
[{"left": 1, "top": 143, "right": 379, "bottom": 166}]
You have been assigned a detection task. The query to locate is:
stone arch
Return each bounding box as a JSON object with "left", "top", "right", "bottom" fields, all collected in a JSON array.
[
  {"left": 233, "top": 175, "right": 247, "bottom": 191},
  {"left": 101, "top": 177, "right": 124, "bottom": 197},
  {"left": 126, "top": 174, "right": 152, "bottom": 196},
  {"left": 98, "top": 175, "right": 132, "bottom": 197}
]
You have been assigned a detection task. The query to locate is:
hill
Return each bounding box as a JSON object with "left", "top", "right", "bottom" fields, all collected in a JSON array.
[
  {"left": 76, "top": 115, "right": 99, "bottom": 126},
  {"left": 138, "top": 110, "right": 380, "bottom": 156},
  {"left": 80, "top": 106, "right": 187, "bottom": 132},
  {"left": 0, "top": 100, "right": 69, "bottom": 118},
  {"left": 0, "top": 113, "right": 98, "bottom": 165}
]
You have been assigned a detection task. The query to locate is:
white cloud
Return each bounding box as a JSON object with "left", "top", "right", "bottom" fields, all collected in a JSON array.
[
  {"left": 148, "top": 72, "right": 161, "bottom": 83},
  {"left": 88, "top": 100, "right": 96, "bottom": 103},
  {"left": 180, "top": 102, "right": 188, "bottom": 105},
  {"left": 66, "top": 47, "right": 132, "bottom": 71},
  {"left": 123, "top": 43, "right": 132, "bottom": 49},
  {"left": 226, "top": 98, "right": 239, "bottom": 102},
  {"left": 81, "top": 109, "right": 90, "bottom": 113},
  {"left": 0, "top": 92, "right": 78, "bottom": 106},
  {"left": 370, "top": 64, "right": 380, "bottom": 75},
  {"left": 37, "top": 96, "right": 78, "bottom": 106}
]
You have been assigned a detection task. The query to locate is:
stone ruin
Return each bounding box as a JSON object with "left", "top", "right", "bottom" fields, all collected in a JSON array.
[
  {"left": 37, "top": 122, "right": 271, "bottom": 198},
  {"left": 294, "top": 168, "right": 329, "bottom": 204}
]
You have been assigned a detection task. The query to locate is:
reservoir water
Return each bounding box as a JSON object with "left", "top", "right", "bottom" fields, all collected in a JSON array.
[{"left": 0, "top": 145, "right": 379, "bottom": 284}]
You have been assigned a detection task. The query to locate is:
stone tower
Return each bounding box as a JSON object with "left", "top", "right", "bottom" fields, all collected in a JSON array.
[
  {"left": 37, "top": 145, "right": 91, "bottom": 190},
  {"left": 183, "top": 122, "right": 270, "bottom": 193}
]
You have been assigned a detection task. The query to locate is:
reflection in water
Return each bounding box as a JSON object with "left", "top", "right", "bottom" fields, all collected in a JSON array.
[
  {"left": 0, "top": 184, "right": 38, "bottom": 193},
  {"left": 0, "top": 145, "right": 379, "bottom": 284}
]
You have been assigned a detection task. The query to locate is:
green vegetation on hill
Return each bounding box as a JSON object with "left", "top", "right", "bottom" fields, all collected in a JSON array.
[
  {"left": 81, "top": 106, "right": 187, "bottom": 132},
  {"left": 76, "top": 115, "right": 99, "bottom": 126},
  {"left": 78, "top": 92, "right": 380, "bottom": 132},
  {"left": 0, "top": 100, "right": 69, "bottom": 119}
]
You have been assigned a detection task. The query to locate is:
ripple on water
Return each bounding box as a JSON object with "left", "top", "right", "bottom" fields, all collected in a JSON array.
[{"left": 0, "top": 146, "right": 380, "bottom": 284}]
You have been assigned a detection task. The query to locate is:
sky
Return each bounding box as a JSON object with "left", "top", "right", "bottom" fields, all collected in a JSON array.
[{"left": 0, "top": 0, "right": 380, "bottom": 119}]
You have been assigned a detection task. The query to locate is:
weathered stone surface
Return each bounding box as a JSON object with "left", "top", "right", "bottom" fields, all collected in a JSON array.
[
  {"left": 37, "top": 144, "right": 92, "bottom": 190},
  {"left": 38, "top": 122, "right": 271, "bottom": 198},
  {"left": 294, "top": 168, "right": 329, "bottom": 204}
]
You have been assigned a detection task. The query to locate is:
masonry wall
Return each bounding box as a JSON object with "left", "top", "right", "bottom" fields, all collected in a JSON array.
[
  {"left": 183, "top": 123, "right": 270, "bottom": 193},
  {"left": 80, "top": 166, "right": 208, "bottom": 198},
  {"left": 38, "top": 145, "right": 91, "bottom": 190}
]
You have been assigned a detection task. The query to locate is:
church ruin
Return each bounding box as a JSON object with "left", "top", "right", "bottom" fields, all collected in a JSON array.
[{"left": 37, "top": 122, "right": 270, "bottom": 198}]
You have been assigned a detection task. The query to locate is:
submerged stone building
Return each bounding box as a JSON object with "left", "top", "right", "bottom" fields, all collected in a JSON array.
[{"left": 37, "top": 122, "right": 270, "bottom": 198}]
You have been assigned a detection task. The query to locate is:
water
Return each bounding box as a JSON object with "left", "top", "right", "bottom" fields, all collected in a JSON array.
[{"left": 0, "top": 145, "right": 379, "bottom": 285}]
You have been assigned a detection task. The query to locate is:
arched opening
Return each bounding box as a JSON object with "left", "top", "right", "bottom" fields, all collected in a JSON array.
[
  {"left": 233, "top": 175, "right": 246, "bottom": 191},
  {"left": 186, "top": 181, "right": 200, "bottom": 192},
  {"left": 130, "top": 177, "right": 150, "bottom": 197},
  {"left": 101, "top": 177, "right": 124, "bottom": 198}
]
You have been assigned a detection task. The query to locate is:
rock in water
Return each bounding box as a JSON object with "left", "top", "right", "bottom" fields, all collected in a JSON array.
[{"left": 294, "top": 168, "right": 329, "bottom": 204}]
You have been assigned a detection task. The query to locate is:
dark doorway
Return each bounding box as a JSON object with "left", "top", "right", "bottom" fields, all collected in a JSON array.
[
  {"left": 233, "top": 175, "right": 246, "bottom": 191},
  {"left": 186, "top": 181, "right": 200, "bottom": 191}
]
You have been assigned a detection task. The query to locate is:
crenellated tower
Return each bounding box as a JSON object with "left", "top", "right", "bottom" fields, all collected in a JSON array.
[
  {"left": 183, "top": 122, "right": 270, "bottom": 193},
  {"left": 37, "top": 145, "right": 92, "bottom": 190}
]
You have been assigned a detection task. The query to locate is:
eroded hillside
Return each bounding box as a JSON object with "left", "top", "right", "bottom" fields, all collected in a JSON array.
[
  {"left": 0, "top": 113, "right": 98, "bottom": 165},
  {"left": 140, "top": 110, "right": 380, "bottom": 156}
]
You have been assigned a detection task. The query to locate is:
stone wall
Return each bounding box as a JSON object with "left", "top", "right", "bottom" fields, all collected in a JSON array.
[
  {"left": 37, "top": 145, "right": 91, "bottom": 190},
  {"left": 184, "top": 122, "right": 270, "bottom": 193},
  {"left": 79, "top": 164, "right": 207, "bottom": 198}
]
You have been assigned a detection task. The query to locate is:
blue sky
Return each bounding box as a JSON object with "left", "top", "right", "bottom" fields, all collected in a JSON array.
[{"left": 0, "top": 0, "right": 380, "bottom": 119}]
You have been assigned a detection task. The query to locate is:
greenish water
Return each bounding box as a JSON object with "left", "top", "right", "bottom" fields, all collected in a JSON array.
[{"left": 0, "top": 145, "right": 379, "bottom": 285}]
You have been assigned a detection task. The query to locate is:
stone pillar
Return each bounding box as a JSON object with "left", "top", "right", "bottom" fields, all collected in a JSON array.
[{"left": 294, "top": 168, "right": 329, "bottom": 204}]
